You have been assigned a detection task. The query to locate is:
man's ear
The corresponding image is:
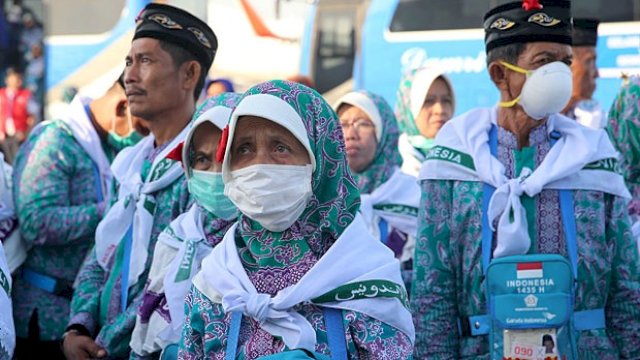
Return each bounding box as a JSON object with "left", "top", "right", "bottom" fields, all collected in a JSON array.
[
  {"left": 182, "top": 60, "right": 201, "bottom": 91},
  {"left": 488, "top": 61, "right": 509, "bottom": 92}
]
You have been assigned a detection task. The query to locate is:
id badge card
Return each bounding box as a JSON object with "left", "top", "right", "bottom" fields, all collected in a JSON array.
[{"left": 503, "top": 328, "right": 559, "bottom": 360}]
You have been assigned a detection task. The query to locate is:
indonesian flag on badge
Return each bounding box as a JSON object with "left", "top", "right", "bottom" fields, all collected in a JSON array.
[{"left": 517, "top": 262, "right": 543, "bottom": 279}]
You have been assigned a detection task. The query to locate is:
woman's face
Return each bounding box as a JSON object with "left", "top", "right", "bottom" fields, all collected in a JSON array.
[
  {"left": 207, "top": 82, "right": 228, "bottom": 97},
  {"left": 191, "top": 122, "right": 223, "bottom": 172},
  {"left": 338, "top": 104, "right": 377, "bottom": 173},
  {"left": 415, "top": 77, "right": 454, "bottom": 139},
  {"left": 229, "top": 116, "right": 311, "bottom": 170}
]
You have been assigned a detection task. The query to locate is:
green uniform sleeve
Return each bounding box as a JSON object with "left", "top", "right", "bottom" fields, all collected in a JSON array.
[{"left": 69, "top": 247, "right": 105, "bottom": 337}]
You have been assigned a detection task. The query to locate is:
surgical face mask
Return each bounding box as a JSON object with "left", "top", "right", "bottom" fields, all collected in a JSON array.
[
  {"left": 498, "top": 61, "right": 573, "bottom": 120},
  {"left": 107, "top": 131, "right": 143, "bottom": 151},
  {"left": 188, "top": 170, "right": 237, "bottom": 220},
  {"left": 224, "top": 164, "right": 313, "bottom": 232},
  {"left": 107, "top": 114, "right": 143, "bottom": 151}
]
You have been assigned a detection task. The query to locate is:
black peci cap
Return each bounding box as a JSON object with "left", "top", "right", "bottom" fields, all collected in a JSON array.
[
  {"left": 133, "top": 3, "right": 217, "bottom": 72},
  {"left": 573, "top": 18, "right": 599, "bottom": 47},
  {"left": 484, "top": 0, "right": 572, "bottom": 52}
]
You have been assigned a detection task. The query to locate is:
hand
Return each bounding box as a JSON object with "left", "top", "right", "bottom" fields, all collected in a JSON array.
[
  {"left": 62, "top": 331, "right": 107, "bottom": 360},
  {"left": 15, "top": 131, "right": 26, "bottom": 143}
]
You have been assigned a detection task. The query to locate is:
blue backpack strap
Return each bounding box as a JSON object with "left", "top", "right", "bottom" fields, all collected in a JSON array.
[
  {"left": 225, "top": 311, "right": 243, "bottom": 360},
  {"left": 550, "top": 130, "right": 578, "bottom": 280},
  {"left": 224, "top": 308, "right": 346, "bottom": 360},
  {"left": 323, "top": 307, "right": 347, "bottom": 360},
  {"left": 481, "top": 125, "right": 498, "bottom": 274},
  {"left": 378, "top": 218, "right": 389, "bottom": 245},
  {"left": 559, "top": 190, "right": 579, "bottom": 280},
  {"left": 574, "top": 308, "right": 605, "bottom": 330},
  {"left": 120, "top": 225, "right": 133, "bottom": 312},
  {"left": 91, "top": 160, "right": 104, "bottom": 203}
]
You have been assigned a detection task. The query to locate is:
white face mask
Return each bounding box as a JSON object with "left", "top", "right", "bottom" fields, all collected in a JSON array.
[
  {"left": 224, "top": 164, "right": 313, "bottom": 232},
  {"left": 499, "top": 61, "right": 573, "bottom": 120}
]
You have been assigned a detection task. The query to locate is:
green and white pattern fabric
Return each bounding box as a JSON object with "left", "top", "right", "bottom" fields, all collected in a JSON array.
[{"left": 180, "top": 80, "right": 414, "bottom": 359}]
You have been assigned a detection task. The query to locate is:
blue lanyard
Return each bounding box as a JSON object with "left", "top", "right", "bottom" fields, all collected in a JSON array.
[{"left": 481, "top": 125, "right": 579, "bottom": 279}]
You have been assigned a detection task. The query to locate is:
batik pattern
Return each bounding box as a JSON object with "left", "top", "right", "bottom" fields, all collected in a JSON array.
[
  {"left": 411, "top": 124, "right": 640, "bottom": 359},
  {"left": 12, "top": 120, "right": 114, "bottom": 340},
  {"left": 179, "top": 80, "right": 413, "bottom": 359}
]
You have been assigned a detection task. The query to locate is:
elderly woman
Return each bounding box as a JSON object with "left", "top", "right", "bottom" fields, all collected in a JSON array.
[
  {"left": 334, "top": 91, "right": 420, "bottom": 287},
  {"left": 178, "top": 80, "right": 414, "bottom": 359},
  {"left": 395, "top": 67, "right": 456, "bottom": 176},
  {"left": 130, "top": 94, "right": 241, "bottom": 359}
]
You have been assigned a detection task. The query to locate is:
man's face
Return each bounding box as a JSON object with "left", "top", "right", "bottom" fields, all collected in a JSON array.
[
  {"left": 503, "top": 42, "right": 573, "bottom": 101},
  {"left": 124, "top": 38, "right": 188, "bottom": 121},
  {"left": 5, "top": 73, "right": 22, "bottom": 90},
  {"left": 571, "top": 46, "right": 598, "bottom": 100}
]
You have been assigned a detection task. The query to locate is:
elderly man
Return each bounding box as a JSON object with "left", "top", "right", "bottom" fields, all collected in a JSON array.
[
  {"left": 411, "top": 1, "right": 640, "bottom": 359},
  {"left": 563, "top": 18, "right": 602, "bottom": 128},
  {"left": 62, "top": 4, "right": 217, "bottom": 360}
]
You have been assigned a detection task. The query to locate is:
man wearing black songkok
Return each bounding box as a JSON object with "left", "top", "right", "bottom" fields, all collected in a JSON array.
[
  {"left": 411, "top": 0, "right": 640, "bottom": 359},
  {"left": 63, "top": 4, "right": 217, "bottom": 359}
]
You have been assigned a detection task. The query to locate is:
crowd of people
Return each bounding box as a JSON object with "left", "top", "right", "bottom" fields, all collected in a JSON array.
[
  {"left": 0, "top": 4, "right": 44, "bottom": 164},
  {"left": 0, "top": 0, "right": 639, "bottom": 359}
]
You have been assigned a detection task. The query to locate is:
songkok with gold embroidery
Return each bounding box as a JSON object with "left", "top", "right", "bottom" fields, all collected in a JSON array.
[
  {"left": 484, "top": 0, "right": 572, "bottom": 52},
  {"left": 133, "top": 3, "right": 217, "bottom": 72}
]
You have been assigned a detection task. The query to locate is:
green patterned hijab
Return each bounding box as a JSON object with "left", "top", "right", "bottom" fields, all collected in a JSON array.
[
  {"left": 183, "top": 93, "right": 242, "bottom": 178},
  {"left": 395, "top": 67, "right": 455, "bottom": 152},
  {"left": 334, "top": 90, "right": 402, "bottom": 194},
  {"left": 221, "top": 80, "right": 360, "bottom": 280}
]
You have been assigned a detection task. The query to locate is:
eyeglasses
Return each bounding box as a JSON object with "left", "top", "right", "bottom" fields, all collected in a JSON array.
[
  {"left": 339, "top": 118, "right": 375, "bottom": 133},
  {"left": 135, "top": 12, "right": 212, "bottom": 49}
]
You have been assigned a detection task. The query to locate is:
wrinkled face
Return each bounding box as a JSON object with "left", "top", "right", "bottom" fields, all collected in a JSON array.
[
  {"left": 124, "top": 38, "right": 189, "bottom": 120},
  {"left": 229, "top": 116, "right": 311, "bottom": 170},
  {"left": 571, "top": 46, "right": 598, "bottom": 100},
  {"left": 415, "top": 77, "right": 453, "bottom": 139},
  {"left": 338, "top": 104, "right": 377, "bottom": 173},
  {"left": 207, "top": 82, "right": 228, "bottom": 97},
  {"left": 502, "top": 42, "right": 573, "bottom": 103},
  {"left": 191, "top": 122, "right": 222, "bottom": 172}
]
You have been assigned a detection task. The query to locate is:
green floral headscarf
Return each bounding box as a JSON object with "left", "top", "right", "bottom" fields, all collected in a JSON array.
[
  {"left": 335, "top": 90, "right": 402, "bottom": 194},
  {"left": 222, "top": 80, "right": 361, "bottom": 294},
  {"left": 395, "top": 67, "right": 455, "bottom": 152}
]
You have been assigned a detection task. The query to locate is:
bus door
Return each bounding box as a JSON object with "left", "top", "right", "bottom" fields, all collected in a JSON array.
[{"left": 310, "top": 0, "right": 368, "bottom": 99}]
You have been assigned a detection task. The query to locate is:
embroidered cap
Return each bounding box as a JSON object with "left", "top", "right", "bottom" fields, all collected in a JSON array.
[
  {"left": 133, "top": 3, "right": 217, "bottom": 72},
  {"left": 573, "top": 18, "right": 599, "bottom": 47},
  {"left": 484, "top": 0, "right": 572, "bottom": 52}
]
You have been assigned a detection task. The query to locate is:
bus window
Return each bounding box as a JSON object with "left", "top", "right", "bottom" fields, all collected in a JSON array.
[
  {"left": 389, "top": 0, "right": 640, "bottom": 32},
  {"left": 313, "top": 5, "right": 356, "bottom": 93}
]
